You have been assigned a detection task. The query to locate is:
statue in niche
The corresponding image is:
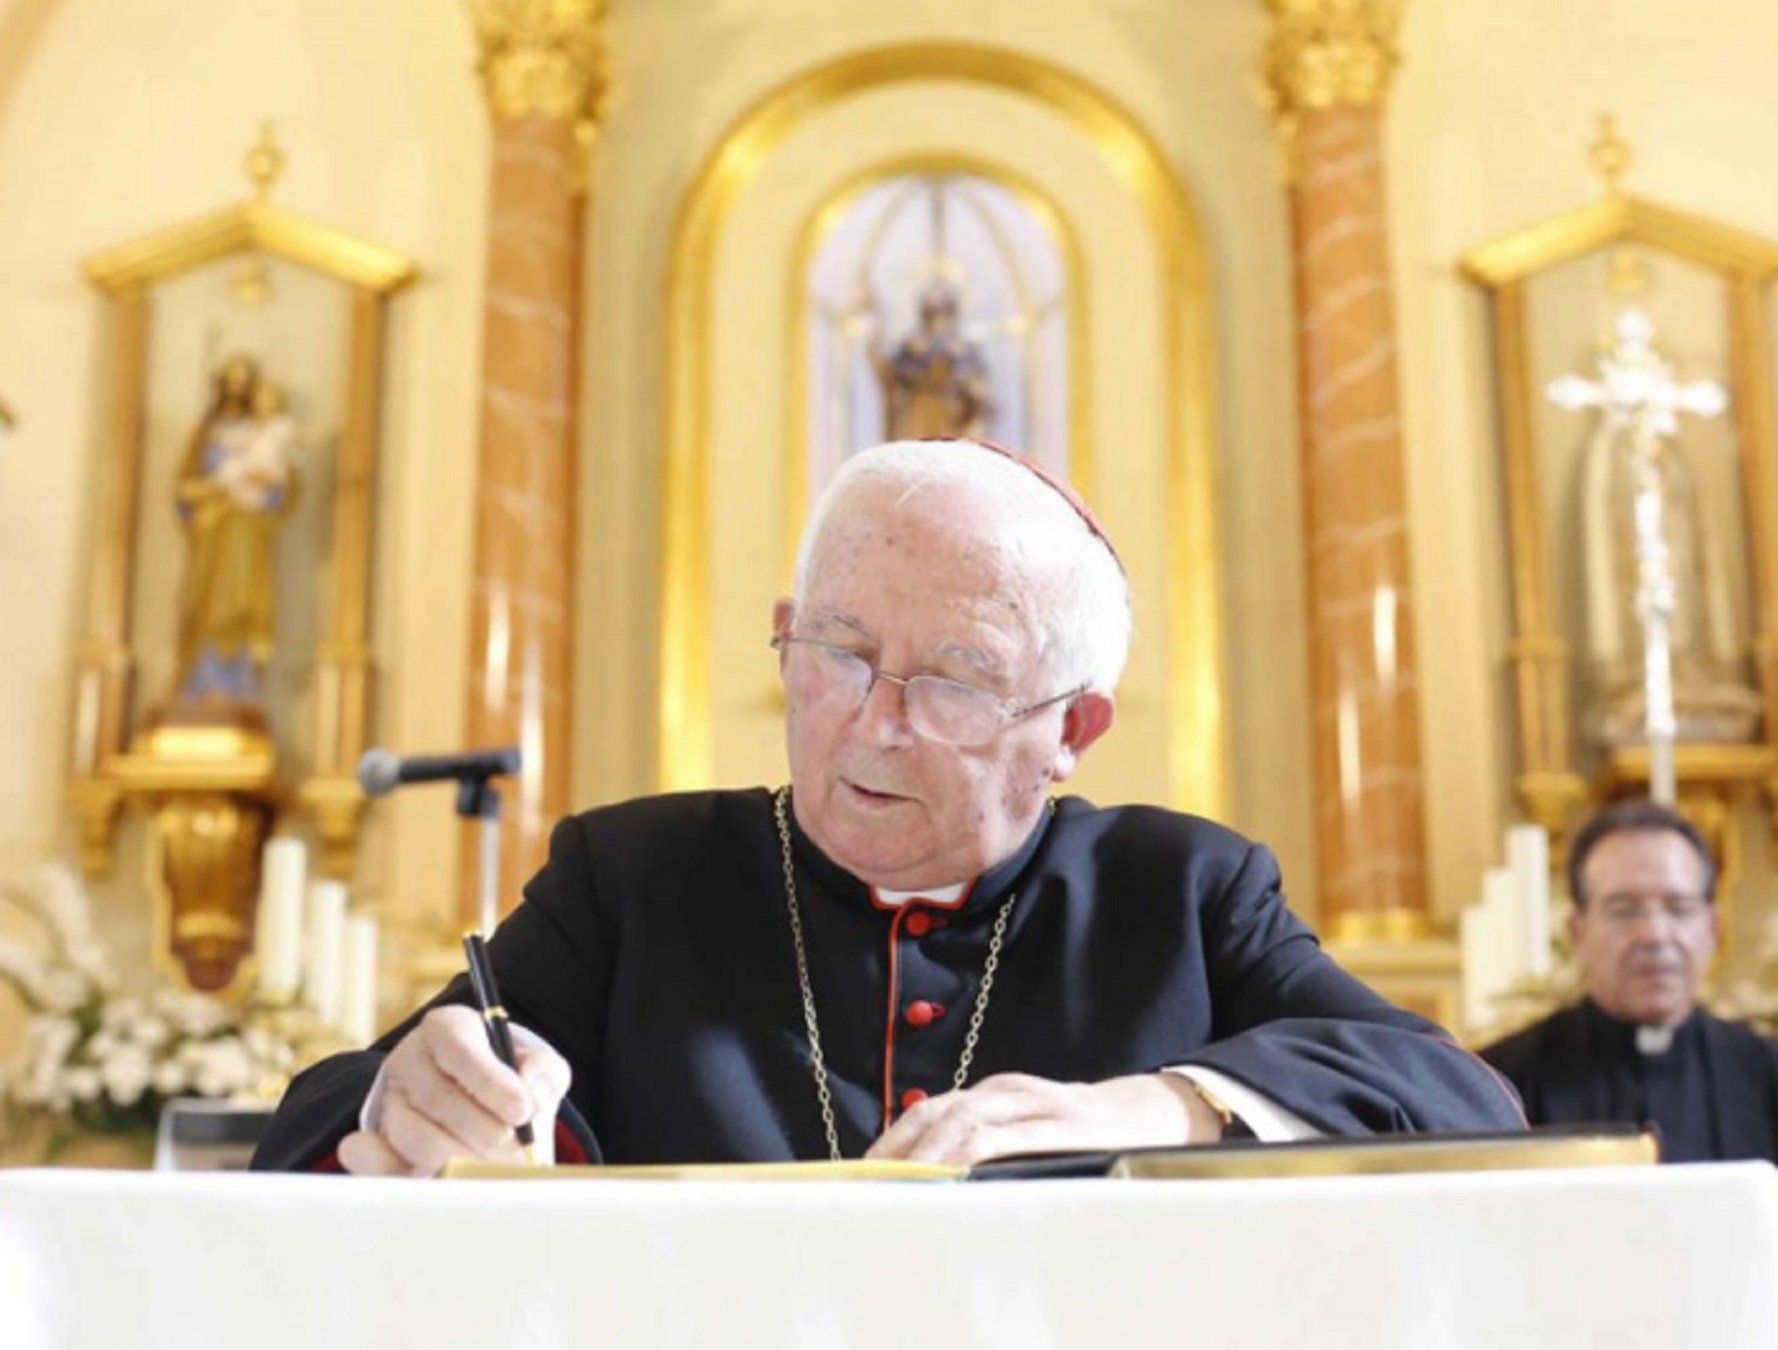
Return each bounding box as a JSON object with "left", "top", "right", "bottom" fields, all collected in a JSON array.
[
  {"left": 170, "top": 353, "right": 298, "bottom": 714},
  {"left": 870, "top": 276, "right": 990, "bottom": 441},
  {"left": 1550, "top": 308, "right": 1762, "bottom": 746}
]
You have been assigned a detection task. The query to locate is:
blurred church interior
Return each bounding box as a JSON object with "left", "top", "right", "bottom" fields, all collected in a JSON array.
[{"left": 5, "top": 0, "right": 1778, "bottom": 1161}]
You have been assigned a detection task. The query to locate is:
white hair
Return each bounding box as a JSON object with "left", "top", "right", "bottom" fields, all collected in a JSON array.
[{"left": 791, "top": 440, "right": 1132, "bottom": 693}]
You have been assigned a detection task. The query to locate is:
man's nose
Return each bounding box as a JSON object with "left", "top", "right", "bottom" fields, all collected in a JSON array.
[
  {"left": 854, "top": 671, "right": 916, "bottom": 746},
  {"left": 1628, "top": 905, "right": 1678, "bottom": 939}
]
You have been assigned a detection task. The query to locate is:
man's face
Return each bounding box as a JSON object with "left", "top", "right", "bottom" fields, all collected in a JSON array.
[
  {"left": 777, "top": 484, "right": 1112, "bottom": 891},
  {"left": 1569, "top": 829, "right": 1718, "bottom": 1027}
]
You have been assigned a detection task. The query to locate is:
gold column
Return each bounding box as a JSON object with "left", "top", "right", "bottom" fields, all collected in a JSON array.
[
  {"left": 461, "top": 1, "right": 606, "bottom": 922},
  {"left": 1493, "top": 282, "right": 1584, "bottom": 834},
  {"left": 299, "top": 289, "right": 387, "bottom": 877},
  {"left": 68, "top": 288, "right": 149, "bottom": 872},
  {"left": 1260, "top": 0, "right": 1429, "bottom": 939},
  {"left": 1726, "top": 271, "right": 1778, "bottom": 829}
]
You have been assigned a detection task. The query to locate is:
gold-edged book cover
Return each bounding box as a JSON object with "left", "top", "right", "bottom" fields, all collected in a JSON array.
[
  {"left": 1107, "top": 1130, "right": 1659, "bottom": 1181},
  {"left": 444, "top": 1130, "right": 1657, "bottom": 1183}
]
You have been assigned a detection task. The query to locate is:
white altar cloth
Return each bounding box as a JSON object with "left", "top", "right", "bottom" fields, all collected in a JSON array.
[{"left": 2, "top": 1162, "right": 1774, "bottom": 1349}]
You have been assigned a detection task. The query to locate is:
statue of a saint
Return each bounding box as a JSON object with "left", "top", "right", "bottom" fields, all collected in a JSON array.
[
  {"left": 870, "top": 277, "right": 990, "bottom": 440},
  {"left": 1551, "top": 309, "right": 1761, "bottom": 746},
  {"left": 171, "top": 354, "right": 298, "bottom": 709}
]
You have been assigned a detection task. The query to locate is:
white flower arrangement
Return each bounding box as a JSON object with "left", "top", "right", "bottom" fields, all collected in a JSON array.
[{"left": 0, "top": 862, "right": 295, "bottom": 1145}]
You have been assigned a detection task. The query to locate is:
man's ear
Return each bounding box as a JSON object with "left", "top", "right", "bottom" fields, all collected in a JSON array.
[
  {"left": 1050, "top": 692, "right": 1115, "bottom": 783},
  {"left": 772, "top": 599, "right": 795, "bottom": 647},
  {"left": 1566, "top": 905, "right": 1585, "bottom": 951}
]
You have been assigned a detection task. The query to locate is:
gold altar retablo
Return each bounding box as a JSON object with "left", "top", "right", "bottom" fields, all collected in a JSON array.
[{"left": 67, "top": 126, "right": 415, "bottom": 991}]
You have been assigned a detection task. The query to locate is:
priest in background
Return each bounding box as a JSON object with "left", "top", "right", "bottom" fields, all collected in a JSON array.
[{"left": 1483, "top": 800, "right": 1778, "bottom": 1163}]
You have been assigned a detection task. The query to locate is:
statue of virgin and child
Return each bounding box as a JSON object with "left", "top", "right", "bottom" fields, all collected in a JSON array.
[{"left": 168, "top": 352, "right": 299, "bottom": 716}]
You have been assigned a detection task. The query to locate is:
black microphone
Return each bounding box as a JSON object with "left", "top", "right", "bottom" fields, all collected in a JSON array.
[{"left": 357, "top": 746, "right": 522, "bottom": 797}]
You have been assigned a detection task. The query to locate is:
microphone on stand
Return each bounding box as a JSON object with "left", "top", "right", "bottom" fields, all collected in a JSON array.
[
  {"left": 356, "top": 746, "right": 522, "bottom": 937},
  {"left": 356, "top": 746, "right": 522, "bottom": 797}
]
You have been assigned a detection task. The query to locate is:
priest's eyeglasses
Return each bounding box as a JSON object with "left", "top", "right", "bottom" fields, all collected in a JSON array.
[
  {"left": 1594, "top": 893, "right": 1712, "bottom": 927},
  {"left": 771, "top": 636, "right": 1083, "bottom": 747}
]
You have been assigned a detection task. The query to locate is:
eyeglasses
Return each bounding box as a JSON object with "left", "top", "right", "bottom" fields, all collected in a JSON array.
[
  {"left": 771, "top": 635, "right": 1083, "bottom": 747},
  {"left": 1593, "top": 893, "right": 1712, "bottom": 927}
]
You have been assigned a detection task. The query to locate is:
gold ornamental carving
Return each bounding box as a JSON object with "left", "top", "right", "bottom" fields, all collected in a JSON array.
[
  {"left": 1258, "top": 0, "right": 1403, "bottom": 112},
  {"left": 468, "top": 0, "right": 608, "bottom": 129},
  {"left": 1257, "top": 0, "right": 1405, "bottom": 180},
  {"left": 148, "top": 792, "right": 276, "bottom": 996}
]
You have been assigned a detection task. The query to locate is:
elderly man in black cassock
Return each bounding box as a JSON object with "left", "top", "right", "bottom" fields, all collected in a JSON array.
[
  {"left": 1483, "top": 800, "right": 1778, "bottom": 1164},
  {"left": 254, "top": 438, "right": 1521, "bottom": 1175}
]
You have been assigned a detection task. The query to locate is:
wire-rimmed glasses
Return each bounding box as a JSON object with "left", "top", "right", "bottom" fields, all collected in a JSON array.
[{"left": 771, "top": 635, "right": 1081, "bottom": 747}]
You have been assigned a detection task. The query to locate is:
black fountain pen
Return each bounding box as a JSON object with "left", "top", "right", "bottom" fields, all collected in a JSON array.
[{"left": 461, "top": 931, "right": 540, "bottom": 1165}]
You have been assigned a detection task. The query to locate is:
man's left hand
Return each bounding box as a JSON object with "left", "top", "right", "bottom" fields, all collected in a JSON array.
[{"left": 864, "top": 1072, "right": 1224, "bottom": 1166}]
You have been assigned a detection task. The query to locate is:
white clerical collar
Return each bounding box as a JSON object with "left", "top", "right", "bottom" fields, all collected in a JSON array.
[
  {"left": 1636, "top": 1024, "right": 1677, "bottom": 1056},
  {"left": 873, "top": 881, "right": 969, "bottom": 908}
]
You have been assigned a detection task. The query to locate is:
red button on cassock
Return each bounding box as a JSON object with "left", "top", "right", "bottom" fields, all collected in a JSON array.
[
  {"left": 905, "top": 912, "right": 933, "bottom": 938},
  {"left": 905, "top": 1000, "right": 944, "bottom": 1028},
  {"left": 900, "top": 1088, "right": 929, "bottom": 1111}
]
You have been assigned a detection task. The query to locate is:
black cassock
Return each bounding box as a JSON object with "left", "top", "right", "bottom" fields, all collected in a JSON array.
[
  {"left": 253, "top": 790, "right": 1523, "bottom": 1170},
  {"left": 1482, "top": 999, "right": 1778, "bottom": 1164}
]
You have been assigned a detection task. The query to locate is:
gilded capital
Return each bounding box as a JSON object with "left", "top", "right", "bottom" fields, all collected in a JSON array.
[
  {"left": 468, "top": 0, "right": 609, "bottom": 128},
  {"left": 1258, "top": 0, "right": 1404, "bottom": 174}
]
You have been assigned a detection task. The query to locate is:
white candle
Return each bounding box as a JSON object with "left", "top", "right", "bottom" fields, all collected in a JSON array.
[
  {"left": 1459, "top": 904, "right": 1492, "bottom": 1035},
  {"left": 340, "top": 914, "right": 379, "bottom": 1045},
  {"left": 257, "top": 838, "right": 307, "bottom": 999},
  {"left": 306, "top": 880, "right": 348, "bottom": 1027},
  {"left": 1508, "top": 823, "right": 1552, "bottom": 978},
  {"left": 1483, "top": 865, "right": 1521, "bottom": 990}
]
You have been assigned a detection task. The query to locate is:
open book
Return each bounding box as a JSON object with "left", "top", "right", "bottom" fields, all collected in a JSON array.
[{"left": 443, "top": 1125, "right": 1658, "bottom": 1182}]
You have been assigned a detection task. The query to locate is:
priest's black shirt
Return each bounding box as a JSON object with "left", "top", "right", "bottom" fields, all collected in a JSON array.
[
  {"left": 253, "top": 790, "right": 1524, "bottom": 1169},
  {"left": 1481, "top": 999, "right": 1778, "bottom": 1164}
]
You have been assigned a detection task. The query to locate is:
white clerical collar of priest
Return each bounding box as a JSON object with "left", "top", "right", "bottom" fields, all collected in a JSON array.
[
  {"left": 1636, "top": 1024, "right": 1677, "bottom": 1056},
  {"left": 872, "top": 881, "right": 970, "bottom": 908}
]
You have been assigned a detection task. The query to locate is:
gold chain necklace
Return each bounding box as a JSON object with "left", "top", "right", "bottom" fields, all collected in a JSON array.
[{"left": 772, "top": 786, "right": 1018, "bottom": 1162}]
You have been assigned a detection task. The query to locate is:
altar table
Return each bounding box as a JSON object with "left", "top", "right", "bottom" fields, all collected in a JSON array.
[{"left": 2, "top": 1162, "right": 1774, "bottom": 1349}]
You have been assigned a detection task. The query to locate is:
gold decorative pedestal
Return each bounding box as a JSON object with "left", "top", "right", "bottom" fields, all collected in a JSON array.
[{"left": 103, "top": 719, "right": 280, "bottom": 994}]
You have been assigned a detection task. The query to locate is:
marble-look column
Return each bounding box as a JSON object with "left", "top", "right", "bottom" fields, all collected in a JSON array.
[
  {"left": 462, "top": 1, "right": 606, "bottom": 923},
  {"left": 1260, "top": 0, "right": 1429, "bottom": 939}
]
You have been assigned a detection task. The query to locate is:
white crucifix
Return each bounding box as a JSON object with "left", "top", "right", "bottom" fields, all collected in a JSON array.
[{"left": 1547, "top": 307, "right": 1728, "bottom": 804}]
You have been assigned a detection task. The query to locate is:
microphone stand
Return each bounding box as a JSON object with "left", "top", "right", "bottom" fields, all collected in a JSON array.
[{"left": 456, "top": 774, "right": 504, "bottom": 937}]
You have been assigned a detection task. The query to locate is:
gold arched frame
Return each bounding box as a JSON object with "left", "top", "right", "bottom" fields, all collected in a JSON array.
[
  {"left": 784, "top": 152, "right": 1091, "bottom": 586},
  {"left": 71, "top": 184, "right": 414, "bottom": 990},
  {"left": 661, "top": 42, "right": 1227, "bottom": 816},
  {"left": 1459, "top": 187, "right": 1778, "bottom": 847}
]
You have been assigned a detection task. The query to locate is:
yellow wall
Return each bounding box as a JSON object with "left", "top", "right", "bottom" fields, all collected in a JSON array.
[{"left": 4, "top": 0, "right": 1778, "bottom": 1060}]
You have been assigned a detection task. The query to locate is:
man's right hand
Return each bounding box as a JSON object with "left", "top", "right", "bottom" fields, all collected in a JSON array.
[{"left": 336, "top": 1006, "right": 571, "bottom": 1177}]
